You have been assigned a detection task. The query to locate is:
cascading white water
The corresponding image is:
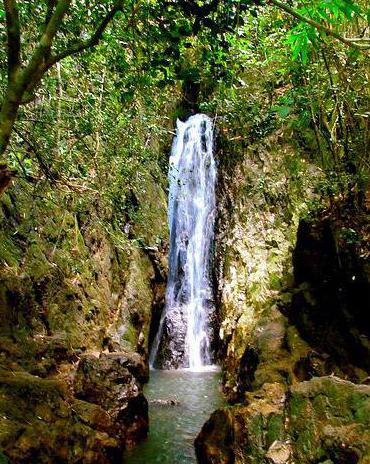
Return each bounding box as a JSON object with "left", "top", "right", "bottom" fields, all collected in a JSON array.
[{"left": 150, "top": 113, "right": 217, "bottom": 371}]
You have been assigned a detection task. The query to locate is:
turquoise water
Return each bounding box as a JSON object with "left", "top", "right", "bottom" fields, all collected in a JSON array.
[{"left": 124, "top": 369, "right": 224, "bottom": 464}]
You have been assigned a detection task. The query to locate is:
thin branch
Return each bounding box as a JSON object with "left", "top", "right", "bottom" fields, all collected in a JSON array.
[
  {"left": 13, "top": 150, "right": 34, "bottom": 182},
  {"left": 4, "top": 0, "right": 21, "bottom": 80},
  {"left": 21, "top": 0, "right": 71, "bottom": 86},
  {"left": 46, "top": 1, "right": 126, "bottom": 67},
  {"left": 14, "top": 0, "right": 71, "bottom": 104},
  {"left": 344, "top": 37, "right": 370, "bottom": 42},
  {"left": 13, "top": 127, "right": 57, "bottom": 181},
  {"left": 267, "top": 0, "right": 370, "bottom": 50}
]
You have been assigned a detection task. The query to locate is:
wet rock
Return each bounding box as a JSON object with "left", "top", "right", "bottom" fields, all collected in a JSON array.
[
  {"left": 154, "top": 308, "right": 188, "bottom": 369},
  {"left": 74, "top": 352, "right": 148, "bottom": 445},
  {"left": 71, "top": 399, "right": 114, "bottom": 433},
  {"left": 100, "top": 351, "right": 149, "bottom": 383},
  {"left": 150, "top": 398, "right": 180, "bottom": 406},
  {"left": 195, "top": 408, "right": 235, "bottom": 464},
  {"left": 109, "top": 247, "right": 161, "bottom": 359},
  {"left": 232, "top": 309, "right": 306, "bottom": 403},
  {"left": 196, "top": 383, "right": 286, "bottom": 464}
]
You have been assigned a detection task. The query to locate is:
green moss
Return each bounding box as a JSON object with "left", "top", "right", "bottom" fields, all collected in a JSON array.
[
  {"left": 243, "top": 414, "right": 265, "bottom": 458},
  {"left": 266, "top": 414, "right": 284, "bottom": 447},
  {"left": 130, "top": 168, "right": 169, "bottom": 247},
  {"left": 24, "top": 243, "right": 52, "bottom": 280},
  {"left": 0, "top": 233, "right": 21, "bottom": 267},
  {"left": 0, "top": 373, "right": 66, "bottom": 424},
  {"left": 289, "top": 394, "right": 306, "bottom": 422},
  {"left": 122, "top": 324, "right": 137, "bottom": 351},
  {"left": 287, "top": 378, "right": 370, "bottom": 462},
  {"left": 350, "top": 392, "right": 370, "bottom": 424},
  {"left": 295, "top": 426, "right": 318, "bottom": 459}
]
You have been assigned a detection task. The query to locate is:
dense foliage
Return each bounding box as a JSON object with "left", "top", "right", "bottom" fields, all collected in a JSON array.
[{"left": 0, "top": 0, "right": 369, "bottom": 213}]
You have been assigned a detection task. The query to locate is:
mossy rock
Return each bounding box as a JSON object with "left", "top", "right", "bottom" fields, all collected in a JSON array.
[
  {"left": 196, "top": 377, "right": 370, "bottom": 464},
  {"left": 289, "top": 377, "right": 370, "bottom": 463},
  {"left": 0, "top": 370, "right": 126, "bottom": 463}
]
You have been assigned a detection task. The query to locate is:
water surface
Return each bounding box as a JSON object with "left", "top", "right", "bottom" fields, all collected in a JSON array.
[{"left": 124, "top": 369, "right": 224, "bottom": 463}]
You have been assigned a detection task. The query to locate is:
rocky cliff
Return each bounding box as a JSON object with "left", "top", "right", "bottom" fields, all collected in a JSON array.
[
  {"left": 0, "top": 163, "right": 168, "bottom": 463},
  {"left": 196, "top": 127, "right": 370, "bottom": 463},
  {"left": 1, "top": 103, "right": 369, "bottom": 464}
]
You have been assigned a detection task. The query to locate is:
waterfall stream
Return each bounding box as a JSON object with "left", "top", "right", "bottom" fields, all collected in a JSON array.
[{"left": 150, "top": 113, "right": 217, "bottom": 371}]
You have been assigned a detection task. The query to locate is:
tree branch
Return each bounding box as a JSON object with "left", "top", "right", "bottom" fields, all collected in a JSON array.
[
  {"left": 344, "top": 37, "right": 370, "bottom": 42},
  {"left": 4, "top": 0, "right": 21, "bottom": 80},
  {"left": 45, "top": 0, "right": 57, "bottom": 26},
  {"left": 13, "top": 127, "right": 58, "bottom": 181},
  {"left": 11, "top": 0, "right": 72, "bottom": 104},
  {"left": 46, "top": 1, "right": 126, "bottom": 67},
  {"left": 21, "top": 0, "right": 71, "bottom": 86},
  {"left": 267, "top": 0, "right": 370, "bottom": 50}
]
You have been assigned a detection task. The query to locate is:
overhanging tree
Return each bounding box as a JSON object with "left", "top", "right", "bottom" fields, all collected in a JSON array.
[
  {"left": 0, "top": 0, "right": 368, "bottom": 195},
  {"left": 0, "top": 0, "right": 131, "bottom": 191}
]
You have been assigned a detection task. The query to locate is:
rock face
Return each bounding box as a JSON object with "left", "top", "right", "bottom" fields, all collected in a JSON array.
[
  {"left": 0, "top": 162, "right": 169, "bottom": 461},
  {"left": 153, "top": 308, "right": 188, "bottom": 369},
  {"left": 291, "top": 216, "right": 370, "bottom": 373},
  {"left": 0, "top": 372, "right": 121, "bottom": 464},
  {"left": 0, "top": 357, "right": 150, "bottom": 463},
  {"left": 195, "top": 408, "right": 235, "bottom": 464},
  {"left": 214, "top": 129, "right": 317, "bottom": 397},
  {"left": 196, "top": 123, "right": 370, "bottom": 463},
  {"left": 74, "top": 353, "right": 149, "bottom": 446},
  {"left": 197, "top": 207, "right": 370, "bottom": 463},
  {"left": 196, "top": 375, "right": 370, "bottom": 464}
]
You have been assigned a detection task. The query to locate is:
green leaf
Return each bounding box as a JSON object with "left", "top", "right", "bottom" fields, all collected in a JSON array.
[{"left": 271, "top": 105, "right": 292, "bottom": 118}]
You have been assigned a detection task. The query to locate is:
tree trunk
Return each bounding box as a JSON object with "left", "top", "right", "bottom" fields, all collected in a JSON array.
[
  {"left": 0, "top": 89, "right": 21, "bottom": 157},
  {"left": 0, "top": 86, "right": 22, "bottom": 194}
]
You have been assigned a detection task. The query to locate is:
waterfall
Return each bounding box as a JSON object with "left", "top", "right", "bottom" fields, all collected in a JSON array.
[{"left": 150, "top": 114, "right": 217, "bottom": 371}]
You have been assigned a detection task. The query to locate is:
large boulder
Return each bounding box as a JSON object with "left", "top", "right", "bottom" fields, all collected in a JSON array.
[
  {"left": 289, "top": 376, "right": 370, "bottom": 464},
  {"left": 0, "top": 372, "right": 121, "bottom": 464},
  {"left": 0, "top": 351, "right": 150, "bottom": 463},
  {"left": 74, "top": 352, "right": 148, "bottom": 446},
  {"left": 153, "top": 308, "right": 189, "bottom": 369},
  {"left": 195, "top": 408, "right": 235, "bottom": 464},
  {"left": 195, "top": 376, "right": 370, "bottom": 464}
]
